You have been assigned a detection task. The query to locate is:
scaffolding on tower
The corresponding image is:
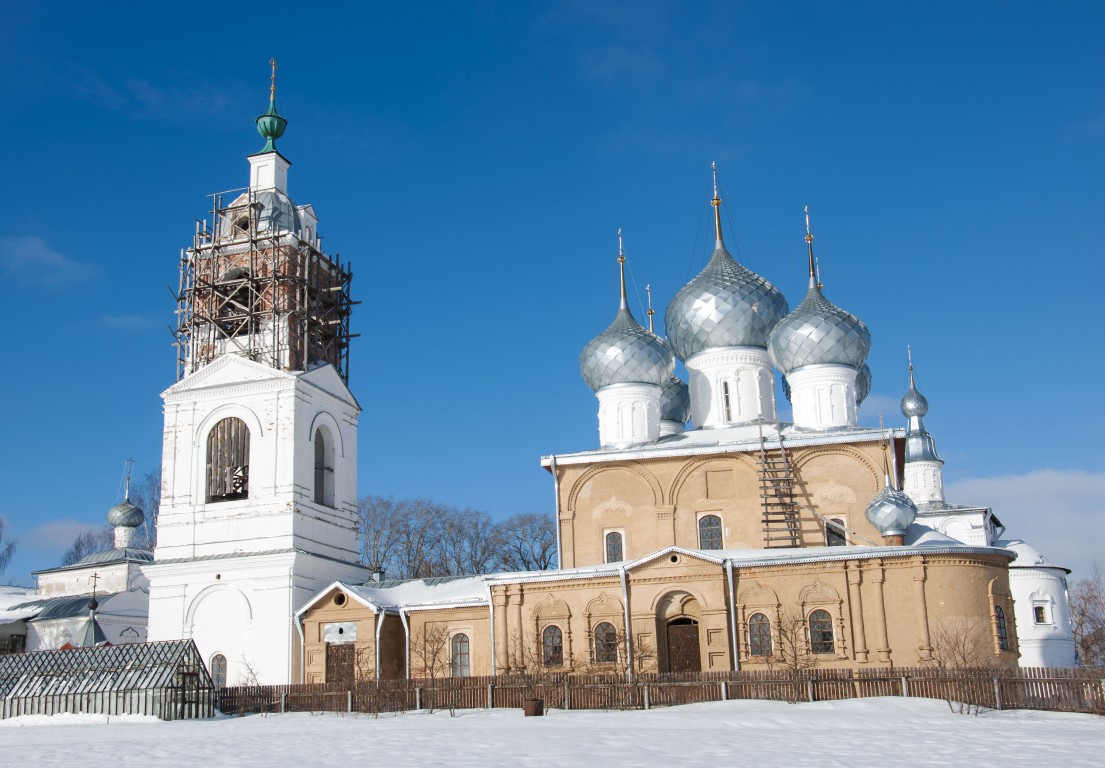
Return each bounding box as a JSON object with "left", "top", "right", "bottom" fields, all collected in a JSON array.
[{"left": 172, "top": 186, "right": 356, "bottom": 383}]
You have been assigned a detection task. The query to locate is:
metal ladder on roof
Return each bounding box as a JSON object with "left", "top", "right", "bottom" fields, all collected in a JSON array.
[{"left": 758, "top": 424, "right": 802, "bottom": 548}]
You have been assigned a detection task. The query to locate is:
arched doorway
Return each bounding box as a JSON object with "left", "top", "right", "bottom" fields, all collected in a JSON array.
[
  {"left": 666, "top": 617, "right": 701, "bottom": 673},
  {"left": 656, "top": 591, "right": 703, "bottom": 673}
]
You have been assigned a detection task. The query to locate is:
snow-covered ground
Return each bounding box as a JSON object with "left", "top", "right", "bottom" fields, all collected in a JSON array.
[{"left": 2, "top": 698, "right": 1102, "bottom": 767}]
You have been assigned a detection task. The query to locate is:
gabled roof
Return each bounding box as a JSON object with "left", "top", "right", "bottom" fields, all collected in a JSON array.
[{"left": 33, "top": 547, "right": 152, "bottom": 575}]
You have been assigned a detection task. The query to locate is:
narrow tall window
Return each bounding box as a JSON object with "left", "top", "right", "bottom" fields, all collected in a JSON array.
[
  {"left": 748, "top": 613, "right": 772, "bottom": 657},
  {"left": 314, "top": 427, "right": 335, "bottom": 506},
  {"left": 826, "top": 519, "right": 847, "bottom": 547},
  {"left": 451, "top": 633, "right": 470, "bottom": 678},
  {"left": 594, "top": 622, "right": 618, "bottom": 664},
  {"left": 722, "top": 381, "right": 733, "bottom": 422},
  {"left": 808, "top": 609, "right": 835, "bottom": 654},
  {"left": 1033, "top": 605, "right": 1049, "bottom": 625},
  {"left": 542, "top": 625, "right": 564, "bottom": 667},
  {"left": 210, "top": 654, "right": 227, "bottom": 688},
  {"left": 206, "top": 418, "right": 249, "bottom": 502},
  {"left": 605, "top": 531, "right": 624, "bottom": 563},
  {"left": 995, "top": 606, "right": 1009, "bottom": 650},
  {"left": 698, "top": 515, "right": 723, "bottom": 550}
]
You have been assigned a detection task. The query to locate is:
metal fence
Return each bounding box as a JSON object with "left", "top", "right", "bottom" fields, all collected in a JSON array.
[{"left": 218, "top": 666, "right": 1105, "bottom": 717}]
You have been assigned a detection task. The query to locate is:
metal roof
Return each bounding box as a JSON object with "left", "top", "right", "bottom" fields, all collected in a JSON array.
[
  {"left": 0, "top": 639, "right": 212, "bottom": 700},
  {"left": 33, "top": 547, "right": 152, "bottom": 575}
]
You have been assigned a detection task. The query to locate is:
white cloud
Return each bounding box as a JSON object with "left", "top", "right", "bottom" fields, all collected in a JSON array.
[
  {"left": 859, "top": 394, "right": 902, "bottom": 427},
  {"left": 0, "top": 236, "right": 95, "bottom": 285},
  {"left": 21, "top": 518, "right": 105, "bottom": 553},
  {"left": 945, "top": 469, "right": 1105, "bottom": 579}
]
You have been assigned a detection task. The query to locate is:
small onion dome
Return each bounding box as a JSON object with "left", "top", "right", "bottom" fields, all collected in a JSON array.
[
  {"left": 768, "top": 283, "right": 871, "bottom": 375},
  {"left": 855, "top": 363, "right": 872, "bottom": 406},
  {"left": 660, "top": 376, "right": 691, "bottom": 425},
  {"left": 88, "top": 597, "right": 99, "bottom": 612},
  {"left": 665, "top": 244, "right": 788, "bottom": 360},
  {"left": 901, "top": 383, "right": 929, "bottom": 418},
  {"left": 580, "top": 307, "right": 674, "bottom": 391},
  {"left": 865, "top": 482, "right": 918, "bottom": 537},
  {"left": 107, "top": 500, "right": 144, "bottom": 529}
]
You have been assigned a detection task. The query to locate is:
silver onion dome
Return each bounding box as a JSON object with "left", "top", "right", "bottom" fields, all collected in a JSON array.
[
  {"left": 855, "top": 363, "right": 872, "bottom": 406},
  {"left": 581, "top": 243, "right": 675, "bottom": 392},
  {"left": 865, "top": 482, "right": 918, "bottom": 537},
  {"left": 107, "top": 500, "right": 144, "bottom": 529},
  {"left": 665, "top": 243, "right": 788, "bottom": 360},
  {"left": 768, "top": 283, "right": 871, "bottom": 374},
  {"left": 660, "top": 376, "right": 691, "bottom": 425},
  {"left": 901, "top": 385, "right": 928, "bottom": 418}
]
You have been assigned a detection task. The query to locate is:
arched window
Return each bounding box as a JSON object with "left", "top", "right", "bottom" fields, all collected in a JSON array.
[
  {"left": 808, "top": 609, "right": 835, "bottom": 654},
  {"left": 721, "top": 381, "right": 733, "bottom": 422},
  {"left": 995, "top": 606, "right": 1009, "bottom": 651},
  {"left": 698, "top": 515, "right": 723, "bottom": 550},
  {"left": 210, "top": 654, "right": 227, "bottom": 688},
  {"left": 215, "top": 267, "right": 256, "bottom": 338},
  {"left": 594, "top": 622, "right": 618, "bottom": 664},
  {"left": 542, "top": 625, "right": 564, "bottom": 667},
  {"left": 451, "top": 633, "right": 470, "bottom": 678},
  {"left": 826, "top": 519, "right": 847, "bottom": 547},
  {"left": 206, "top": 417, "right": 249, "bottom": 502},
  {"left": 605, "top": 531, "right": 623, "bottom": 563},
  {"left": 748, "top": 613, "right": 772, "bottom": 656},
  {"left": 313, "top": 427, "right": 335, "bottom": 506}
]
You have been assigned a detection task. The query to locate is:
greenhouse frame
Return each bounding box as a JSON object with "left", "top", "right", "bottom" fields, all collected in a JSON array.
[{"left": 0, "top": 639, "right": 214, "bottom": 720}]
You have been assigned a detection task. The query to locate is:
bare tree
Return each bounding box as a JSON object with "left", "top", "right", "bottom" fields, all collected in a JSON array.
[
  {"left": 497, "top": 512, "right": 557, "bottom": 571},
  {"left": 1070, "top": 562, "right": 1105, "bottom": 667},
  {"left": 357, "top": 495, "right": 405, "bottom": 576},
  {"left": 0, "top": 519, "right": 15, "bottom": 574},
  {"left": 128, "top": 468, "right": 161, "bottom": 550},
  {"left": 409, "top": 622, "right": 457, "bottom": 714},
  {"left": 60, "top": 527, "right": 115, "bottom": 566},
  {"left": 766, "top": 608, "right": 819, "bottom": 676},
  {"left": 928, "top": 617, "right": 996, "bottom": 670}
]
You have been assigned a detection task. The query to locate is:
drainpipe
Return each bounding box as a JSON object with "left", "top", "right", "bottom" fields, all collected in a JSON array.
[
  {"left": 620, "top": 565, "right": 634, "bottom": 682},
  {"left": 399, "top": 608, "right": 411, "bottom": 680},
  {"left": 294, "top": 612, "right": 306, "bottom": 684},
  {"left": 375, "top": 610, "right": 385, "bottom": 679},
  {"left": 486, "top": 582, "right": 496, "bottom": 677},
  {"left": 726, "top": 558, "right": 740, "bottom": 671},
  {"left": 551, "top": 456, "right": 562, "bottom": 570}
]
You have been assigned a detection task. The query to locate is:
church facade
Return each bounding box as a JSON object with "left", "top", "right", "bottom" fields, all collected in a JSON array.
[{"left": 95, "top": 69, "right": 1074, "bottom": 685}]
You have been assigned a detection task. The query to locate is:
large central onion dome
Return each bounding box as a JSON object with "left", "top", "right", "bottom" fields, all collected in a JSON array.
[
  {"left": 107, "top": 499, "right": 144, "bottom": 529},
  {"left": 580, "top": 247, "right": 675, "bottom": 392},
  {"left": 665, "top": 190, "right": 788, "bottom": 361}
]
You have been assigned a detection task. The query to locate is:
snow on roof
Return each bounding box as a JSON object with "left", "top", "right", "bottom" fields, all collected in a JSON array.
[
  {"left": 0, "top": 586, "right": 39, "bottom": 625},
  {"left": 541, "top": 424, "right": 905, "bottom": 466},
  {"left": 996, "top": 539, "right": 1071, "bottom": 573}
]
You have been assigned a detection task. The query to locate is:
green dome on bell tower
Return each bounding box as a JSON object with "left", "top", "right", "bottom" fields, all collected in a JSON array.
[{"left": 255, "top": 58, "right": 287, "bottom": 154}]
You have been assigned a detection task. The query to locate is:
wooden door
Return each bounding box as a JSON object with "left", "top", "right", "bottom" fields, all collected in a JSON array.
[
  {"left": 666, "top": 620, "right": 701, "bottom": 673},
  {"left": 326, "top": 643, "right": 355, "bottom": 684}
]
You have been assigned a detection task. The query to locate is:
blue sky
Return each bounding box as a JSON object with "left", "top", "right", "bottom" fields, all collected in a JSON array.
[{"left": 1, "top": 1, "right": 1102, "bottom": 585}]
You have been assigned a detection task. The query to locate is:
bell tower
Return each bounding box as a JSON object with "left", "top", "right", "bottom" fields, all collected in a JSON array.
[{"left": 145, "top": 62, "right": 370, "bottom": 685}]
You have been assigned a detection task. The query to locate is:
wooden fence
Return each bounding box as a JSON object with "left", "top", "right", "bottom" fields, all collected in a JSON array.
[{"left": 217, "top": 666, "right": 1105, "bottom": 717}]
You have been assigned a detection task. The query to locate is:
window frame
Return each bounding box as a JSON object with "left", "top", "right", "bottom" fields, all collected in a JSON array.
[
  {"left": 604, "top": 530, "right": 624, "bottom": 563},
  {"left": 697, "top": 514, "right": 723, "bottom": 550},
  {"left": 747, "top": 612, "right": 773, "bottom": 657},
  {"left": 808, "top": 609, "right": 835, "bottom": 654},
  {"left": 593, "top": 621, "right": 618, "bottom": 664},
  {"left": 995, "top": 606, "right": 1009, "bottom": 651},
  {"left": 825, "top": 518, "right": 847, "bottom": 547},
  {"left": 542, "top": 624, "right": 564, "bottom": 667},
  {"left": 450, "top": 633, "right": 470, "bottom": 678},
  {"left": 313, "top": 426, "right": 335, "bottom": 507},
  {"left": 210, "top": 653, "right": 228, "bottom": 688}
]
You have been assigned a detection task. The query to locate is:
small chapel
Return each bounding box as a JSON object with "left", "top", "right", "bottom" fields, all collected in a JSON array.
[{"left": 3, "top": 67, "right": 1076, "bottom": 686}]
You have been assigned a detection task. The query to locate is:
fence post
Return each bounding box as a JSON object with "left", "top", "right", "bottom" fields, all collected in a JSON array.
[
  {"left": 900, "top": 676, "right": 909, "bottom": 698},
  {"left": 721, "top": 681, "right": 728, "bottom": 701},
  {"left": 807, "top": 680, "right": 815, "bottom": 703},
  {"left": 281, "top": 692, "right": 287, "bottom": 713},
  {"left": 643, "top": 685, "right": 650, "bottom": 710},
  {"left": 564, "top": 680, "right": 570, "bottom": 710},
  {"left": 993, "top": 678, "right": 1002, "bottom": 711},
  {"left": 347, "top": 690, "right": 353, "bottom": 713},
  {"left": 488, "top": 683, "right": 494, "bottom": 709},
  {"left": 416, "top": 687, "right": 422, "bottom": 710}
]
